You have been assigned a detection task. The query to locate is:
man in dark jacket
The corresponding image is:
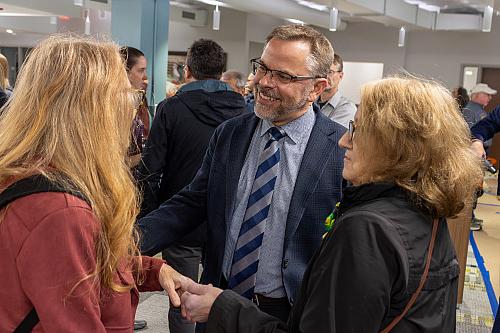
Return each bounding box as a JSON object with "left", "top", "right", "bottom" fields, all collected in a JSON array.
[
  {"left": 471, "top": 105, "right": 500, "bottom": 200},
  {"left": 138, "top": 24, "right": 345, "bottom": 330},
  {"left": 135, "top": 39, "right": 247, "bottom": 333}
]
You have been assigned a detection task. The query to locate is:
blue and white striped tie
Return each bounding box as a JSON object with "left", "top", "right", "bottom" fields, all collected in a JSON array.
[{"left": 228, "top": 127, "right": 286, "bottom": 299}]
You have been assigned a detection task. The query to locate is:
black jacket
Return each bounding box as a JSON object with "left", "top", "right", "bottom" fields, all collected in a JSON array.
[
  {"left": 207, "top": 183, "right": 459, "bottom": 333},
  {"left": 136, "top": 81, "right": 247, "bottom": 245}
]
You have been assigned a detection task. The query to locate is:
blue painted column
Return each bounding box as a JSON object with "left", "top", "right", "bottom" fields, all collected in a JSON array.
[{"left": 111, "top": 0, "right": 169, "bottom": 112}]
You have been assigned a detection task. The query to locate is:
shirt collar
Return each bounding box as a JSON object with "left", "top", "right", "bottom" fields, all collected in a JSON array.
[
  {"left": 259, "top": 106, "right": 315, "bottom": 144},
  {"left": 326, "top": 90, "right": 341, "bottom": 109}
]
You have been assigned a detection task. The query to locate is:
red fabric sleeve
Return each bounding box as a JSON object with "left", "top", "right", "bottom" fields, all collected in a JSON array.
[
  {"left": 16, "top": 206, "right": 107, "bottom": 332},
  {"left": 135, "top": 255, "right": 165, "bottom": 292}
]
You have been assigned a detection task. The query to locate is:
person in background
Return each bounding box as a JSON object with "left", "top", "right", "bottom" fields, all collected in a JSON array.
[
  {"left": 462, "top": 83, "right": 497, "bottom": 230},
  {"left": 221, "top": 70, "right": 246, "bottom": 95},
  {"left": 463, "top": 83, "right": 496, "bottom": 128},
  {"left": 317, "top": 53, "right": 356, "bottom": 128},
  {"left": 179, "top": 76, "right": 481, "bottom": 333},
  {"left": 166, "top": 80, "right": 180, "bottom": 98},
  {"left": 0, "top": 53, "right": 11, "bottom": 109},
  {"left": 244, "top": 73, "right": 255, "bottom": 112},
  {"left": 0, "top": 54, "right": 12, "bottom": 97},
  {"left": 120, "top": 46, "right": 150, "bottom": 169},
  {"left": 471, "top": 105, "right": 500, "bottom": 200},
  {"left": 452, "top": 86, "right": 469, "bottom": 109},
  {"left": 0, "top": 35, "right": 187, "bottom": 332},
  {"left": 138, "top": 24, "right": 345, "bottom": 328},
  {"left": 136, "top": 39, "right": 247, "bottom": 333}
]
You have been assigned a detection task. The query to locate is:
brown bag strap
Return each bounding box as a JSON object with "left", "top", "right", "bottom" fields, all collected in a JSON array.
[{"left": 379, "top": 218, "right": 440, "bottom": 333}]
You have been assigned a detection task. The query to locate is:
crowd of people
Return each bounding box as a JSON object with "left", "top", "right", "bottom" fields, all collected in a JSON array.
[{"left": 0, "top": 23, "right": 497, "bottom": 333}]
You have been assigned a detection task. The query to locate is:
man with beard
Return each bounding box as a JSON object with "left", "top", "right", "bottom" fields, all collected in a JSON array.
[{"left": 138, "top": 24, "right": 345, "bottom": 326}]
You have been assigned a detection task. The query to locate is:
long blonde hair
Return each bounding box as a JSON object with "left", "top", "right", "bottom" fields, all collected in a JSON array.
[
  {"left": 0, "top": 53, "right": 9, "bottom": 91},
  {"left": 356, "top": 76, "right": 482, "bottom": 218},
  {"left": 0, "top": 34, "right": 140, "bottom": 292}
]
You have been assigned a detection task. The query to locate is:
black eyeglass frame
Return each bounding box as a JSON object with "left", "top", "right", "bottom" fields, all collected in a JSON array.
[
  {"left": 250, "top": 58, "right": 325, "bottom": 84},
  {"left": 348, "top": 120, "right": 356, "bottom": 141}
]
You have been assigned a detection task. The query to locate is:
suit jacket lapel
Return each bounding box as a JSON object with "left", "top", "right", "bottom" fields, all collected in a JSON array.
[
  {"left": 224, "top": 115, "right": 260, "bottom": 226},
  {"left": 284, "top": 114, "right": 338, "bottom": 251}
]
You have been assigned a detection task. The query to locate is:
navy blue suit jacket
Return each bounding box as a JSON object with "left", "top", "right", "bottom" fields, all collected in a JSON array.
[{"left": 139, "top": 109, "right": 345, "bottom": 303}]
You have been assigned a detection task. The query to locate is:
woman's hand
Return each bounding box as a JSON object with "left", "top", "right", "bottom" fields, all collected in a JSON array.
[{"left": 158, "top": 264, "right": 191, "bottom": 307}]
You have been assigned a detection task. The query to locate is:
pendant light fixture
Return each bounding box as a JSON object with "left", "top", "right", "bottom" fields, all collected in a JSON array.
[
  {"left": 329, "top": 7, "right": 338, "bottom": 31},
  {"left": 482, "top": 5, "right": 493, "bottom": 32},
  {"left": 213, "top": 5, "right": 220, "bottom": 30},
  {"left": 398, "top": 26, "right": 406, "bottom": 47}
]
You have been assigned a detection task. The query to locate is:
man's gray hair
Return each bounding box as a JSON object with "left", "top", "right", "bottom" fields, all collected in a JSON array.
[
  {"left": 222, "top": 70, "right": 246, "bottom": 89},
  {"left": 265, "top": 24, "right": 334, "bottom": 78}
]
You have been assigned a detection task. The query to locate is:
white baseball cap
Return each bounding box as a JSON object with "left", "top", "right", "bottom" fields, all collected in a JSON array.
[{"left": 471, "top": 83, "right": 497, "bottom": 95}]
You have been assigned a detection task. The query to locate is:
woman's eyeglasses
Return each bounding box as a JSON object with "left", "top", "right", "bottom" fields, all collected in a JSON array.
[{"left": 348, "top": 120, "right": 356, "bottom": 141}]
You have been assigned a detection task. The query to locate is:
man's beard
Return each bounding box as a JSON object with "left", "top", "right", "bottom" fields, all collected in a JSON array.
[{"left": 254, "top": 85, "right": 311, "bottom": 122}]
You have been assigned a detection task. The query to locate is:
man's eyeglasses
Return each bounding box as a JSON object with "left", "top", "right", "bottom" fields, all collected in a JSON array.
[
  {"left": 348, "top": 120, "right": 356, "bottom": 141},
  {"left": 250, "top": 58, "right": 324, "bottom": 84}
]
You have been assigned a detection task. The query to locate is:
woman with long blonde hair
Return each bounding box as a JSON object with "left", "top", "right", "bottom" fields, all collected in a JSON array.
[{"left": 0, "top": 35, "right": 187, "bottom": 331}]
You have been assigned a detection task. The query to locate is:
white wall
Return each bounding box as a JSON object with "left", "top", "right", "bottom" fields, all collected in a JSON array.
[
  {"left": 169, "top": 9, "right": 500, "bottom": 89},
  {"left": 168, "top": 7, "right": 249, "bottom": 74}
]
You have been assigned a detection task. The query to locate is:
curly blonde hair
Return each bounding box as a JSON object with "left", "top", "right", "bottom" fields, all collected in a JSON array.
[
  {"left": 0, "top": 34, "right": 141, "bottom": 292},
  {"left": 356, "top": 76, "right": 482, "bottom": 218}
]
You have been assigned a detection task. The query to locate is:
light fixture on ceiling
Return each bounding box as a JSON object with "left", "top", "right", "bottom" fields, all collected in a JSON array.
[
  {"left": 398, "top": 26, "right": 406, "bottom": 47},
  {"left": 84, "top": 9, "right": 91, "bottom": 35},
  {"left": 74, "top": 0, "right": 84, "bottom": 6},
  {"left": 285, "top": 18, "right": 306, "bottom": 25},
  {"left": 6, "top": 29, "right": 13, "bottom": 34},
  {"left": 197, "top": 0, "right": 227, "bottom": 7},
  {"left": 213, "top": 5, "right": 220, "bottom": 30},
  {"left": 296, "top": 0, "right": 328, "bottom": 11},
  {"left": 404, "top": 1, "right": 440, "bottom": 13},
  {"left": 329, "top": 7, "right": 338, "bottom": 31},
  {"left": 482, "top": 5, "right": 493, "bottom": 32}
]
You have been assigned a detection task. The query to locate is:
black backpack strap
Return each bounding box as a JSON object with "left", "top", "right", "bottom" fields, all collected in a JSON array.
[
  {"left": 0, "top": 174, "right": 88, "bottom": 209},
  {"left": 1, "top": 174, "right": 89, "bottom": 333},
  {"left": 13, "top": 309, "right": 39, "bottom": 333}
]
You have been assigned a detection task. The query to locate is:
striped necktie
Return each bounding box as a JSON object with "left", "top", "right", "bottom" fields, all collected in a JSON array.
[{"left": 228, "top": 126, "right": 286, "bottom": 298}]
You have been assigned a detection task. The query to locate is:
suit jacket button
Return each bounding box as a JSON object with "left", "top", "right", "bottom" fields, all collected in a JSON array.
[{"left": 282, "top": 259, "right": 289, "bottom": 269}]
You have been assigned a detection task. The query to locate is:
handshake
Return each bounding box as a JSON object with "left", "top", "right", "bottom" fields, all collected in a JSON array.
[{"left": 159, "top": 264, "right": 223, "bottom": 323}]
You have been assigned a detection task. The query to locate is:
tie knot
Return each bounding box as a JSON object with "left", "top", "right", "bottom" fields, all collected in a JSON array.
[{"left": 268, "top": 127, "right": 286, "bottom": 142}]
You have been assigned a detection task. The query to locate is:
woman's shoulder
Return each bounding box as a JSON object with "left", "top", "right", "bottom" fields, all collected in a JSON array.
[{"left": 6, "top": 192, "right": 96, "bottom": 235}]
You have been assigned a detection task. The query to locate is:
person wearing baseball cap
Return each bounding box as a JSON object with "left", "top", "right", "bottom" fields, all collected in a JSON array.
[
  {"left": 461, "top": 83, "right": 497, "bottom": 231},
  {"left": 463, "top": 83, "right": 497, "bottom": 127}
]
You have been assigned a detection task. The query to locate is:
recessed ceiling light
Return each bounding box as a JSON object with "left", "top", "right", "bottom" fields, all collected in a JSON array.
[
  {"left": 6, "top": 29, "right": 13, "bottom": 34},
  {"left": 296, "top": 0, "right": 328, "bottom": 12},
  {"left": 285, "top": 18, "right": 306, "bottom": 25},
  {"left": 196, "top": 0, "right": 227, "bottom": 7}
]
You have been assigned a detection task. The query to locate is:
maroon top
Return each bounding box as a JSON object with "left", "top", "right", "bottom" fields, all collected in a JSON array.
[{"left": 0, "top": 192, "right": 164, "bottom": 332}]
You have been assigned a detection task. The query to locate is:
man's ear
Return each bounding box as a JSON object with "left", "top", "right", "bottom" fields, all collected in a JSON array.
[
  {"left": 184, "top": 66, "right": 193, "bottom": 81},
  {"left": 308, "top": 78, "right": 328, "bottom": 102}
]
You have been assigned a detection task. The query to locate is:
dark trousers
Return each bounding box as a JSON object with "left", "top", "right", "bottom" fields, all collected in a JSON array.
[{"left": 163, "top": 243, "right": 203, "bottom": 333}]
